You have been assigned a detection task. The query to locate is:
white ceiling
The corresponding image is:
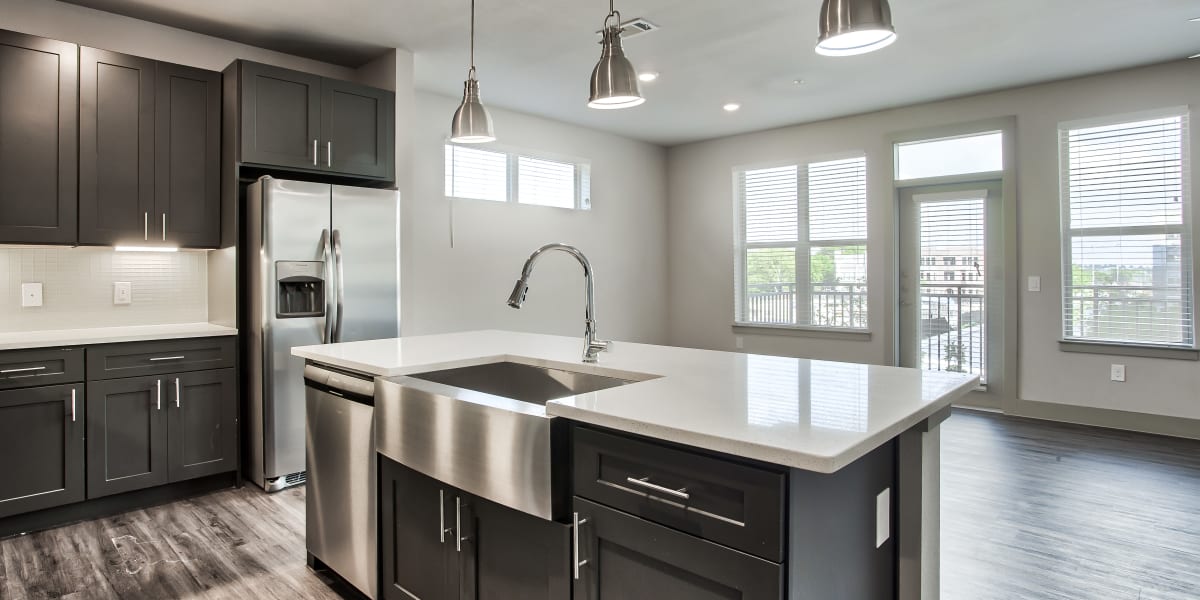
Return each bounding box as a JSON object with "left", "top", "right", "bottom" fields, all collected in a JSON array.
[{"left": 62, "top": 0, "right": 1200, "bottom": 146}]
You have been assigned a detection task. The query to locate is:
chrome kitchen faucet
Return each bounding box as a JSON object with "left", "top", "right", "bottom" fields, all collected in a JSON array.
[{"left": 507, "top": 243, "right": 612, "bottom": 362}]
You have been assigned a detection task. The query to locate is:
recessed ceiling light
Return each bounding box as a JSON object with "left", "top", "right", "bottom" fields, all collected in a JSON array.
[
  {"left": 793, "top": 79, "right": 806, "bottom": 85},
  {"left": 723, "top": 103, "right": 741, "bottom": 112},
  {"left": 1190, "top": 16, "right": 1200, "bottom": 22},
  {"left": 638, "top": 72, "right": 659, "bottom": 82}
]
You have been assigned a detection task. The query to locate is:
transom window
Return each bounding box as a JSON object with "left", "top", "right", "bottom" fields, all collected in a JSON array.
[
  {"left": 734, "top": 156, "right": 869, "bottom": 329},
  {"left": 1059, "top": 109, "right": 1194, "bottom": 347},
  {"left": 444, "top": 144, "right": 591, "bottom": 210}
]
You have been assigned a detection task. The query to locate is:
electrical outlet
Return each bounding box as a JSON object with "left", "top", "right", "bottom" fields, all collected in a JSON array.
[
  {"left": 735, "top": 336, "right": 744, "bottom": 349},
  {"left": 113, "top": 282, "right": 132, "bottom": 305},
  {"left": 1110, "top": 364, "right": 1126, "bottom": 382},
  {"left": 1027, "top": 275, "right": 1041, "bottom": 292},
  {"left": 20, "top": 283, "right": 43, "bottom": 307}
]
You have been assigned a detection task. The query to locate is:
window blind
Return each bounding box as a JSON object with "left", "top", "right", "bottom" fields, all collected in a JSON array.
[
  {"left": 445, "top": 145, "right": 507, "bottom": 202},
  {"left": 1060, "top": 111, "right": 1194, "bottom": 347},
  {"left": 518, "top": 156, "right": 576, "bottom": 208},
  {"left": 736, "top": 156, "right": 868, "bottom": 329},
  {"left": 445, "top": 144, "right": 589, "bottom": 209}
]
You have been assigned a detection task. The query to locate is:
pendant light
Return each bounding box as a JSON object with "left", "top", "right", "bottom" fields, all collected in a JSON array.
[
  {"left": 588, "top": 0, "right": 645, "bottom": 110},
  {"left": 450, "top": 0, "right": 495, "bottom": 143},
  {"left": 816, "top": 0, "right": 897, "bottom": 57}
]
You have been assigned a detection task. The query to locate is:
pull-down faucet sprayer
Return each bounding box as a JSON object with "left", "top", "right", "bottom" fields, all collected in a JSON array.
[{"left": 507, "top": 243, "right": 611, "bottom": 363}]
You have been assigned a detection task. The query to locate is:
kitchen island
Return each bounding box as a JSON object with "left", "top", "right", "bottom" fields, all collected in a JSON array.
[{"left": 293, "top": 330, "right": 977, "bottom": 600}]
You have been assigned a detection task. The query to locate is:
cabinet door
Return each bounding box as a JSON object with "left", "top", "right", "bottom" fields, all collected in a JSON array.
[
  {"left": 381, "top": 460, "right": 461, "bottom": 600},
  {"left": 0, "top": 384, "right": 84, "bottom": 518},
  {"left": 86, "top": 376, "right": 168, "bottom": 498},
  {"left": 0, "top": 31, "right": 77, "bottom": 244},
  {"left": 572, "top": 498, "right": 783, "bottom": 600},
  {"left": 321, "top": 78, "right": 394, "bottom": 179},
  {"left": 79, "top": 47, "right": 156, "bottom": 246},
  {"left": 167, "top": 369, "right": 236, "bottom": 482},
  {"left": 464, "top": 497, "right": 571, "bottom": 600},
  {"left": 155, "top": 62, "right": 221, "bottom": 248},
  {"left": 239, "top": 61, "right": 322, "bottom": 170}
]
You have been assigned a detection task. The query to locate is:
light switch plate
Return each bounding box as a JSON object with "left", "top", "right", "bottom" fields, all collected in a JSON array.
[
  {"left": 21, "top": 283, "right": 43, "bottom": 307},
  {"left": 1027, "top": 275, "right": 1041, "bottom": 292},
  {"left": 876, "top": 487, "right": 891, "bottom": 548},
  {"left": 113, "top": 282, "right": 132, "bottom": 305},
  {"left": 1110, "top": 364, "right": 1126, "bottom": 382}
]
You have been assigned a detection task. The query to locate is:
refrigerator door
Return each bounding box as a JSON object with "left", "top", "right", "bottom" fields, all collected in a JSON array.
[
  {"left": 331, "top": 185, "right": 400, "bottom": 342},
  {"left": 251, "top": 178, "right": 333, "bottom": 487}
]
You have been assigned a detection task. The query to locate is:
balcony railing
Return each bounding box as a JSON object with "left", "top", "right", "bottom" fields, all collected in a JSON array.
[
  {"left": 919, "top": 284, "right": 985, "bottom": 380},
  {"left": 1065, "top": 285, "right": 1191, "bottom": 345},
  {"left": 745, "top": 283, "right": 868, "bottom": 329}
]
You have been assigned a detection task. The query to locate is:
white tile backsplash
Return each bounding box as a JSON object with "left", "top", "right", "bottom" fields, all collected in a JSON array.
[{"left": 0, "top": 247, "right": 208, "bottom": 332}]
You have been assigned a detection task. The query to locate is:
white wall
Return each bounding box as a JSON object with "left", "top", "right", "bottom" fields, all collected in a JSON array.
[
  {"left": 403, "top": 92, "right": 669, "bottom": 344},
  {"left": 667, "top": 59, "right": 1200, "bottom": 421},
  {"left": 0, "top": 247, "right": 208, "bottom": 332}
]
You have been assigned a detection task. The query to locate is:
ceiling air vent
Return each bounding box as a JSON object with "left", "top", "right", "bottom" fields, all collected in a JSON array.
[{"left": 596, "top": 18, "right": 660, "bottom": 40}]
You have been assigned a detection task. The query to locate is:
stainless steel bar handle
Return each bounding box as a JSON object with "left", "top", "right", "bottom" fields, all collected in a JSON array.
[
  {"left": 313, "top": 139, "right": 318, "bottom": 166},
  {"left": 70, "top": 388, "right": 76, "bottom": 423},
  {"left": 455, "top": 496, "right": 463, "bottom": 552},
  {"left": 174, "top": 378, "right": 181, "bottom": 408},
  {"left": 321, "top": 229, "right": 335, "bottom": 343},
  {"left": 156, "top": 380, "right": 161, "bottom": 410},
  {"left": 326, "top": 141, "right": 332, "bottom": 167},
  {"left": 148, "top": 356, "right": 185, "bottom": 362},
  {"left": 331, "top": 230, "right": 345, "bottom": 343},
  {"left": 573, "top": 512, "right": 589, "bottom": 580},
  {"left": 144, "top": 212, "right": 149, "bottom": 240},
  {"left": 162, "top": 213, "right": 167, "bottom": 241},
  {"left": 626, "top": 476, "right": 690, "bottom": 500},
  {"left": 439, "top": 489, "right": 448, "bottom": 543},
  {"left": 1, "top": 366, "right": 46, "bottom": 374}
]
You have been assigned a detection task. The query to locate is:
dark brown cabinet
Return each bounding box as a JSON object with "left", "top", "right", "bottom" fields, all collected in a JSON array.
[
  {"left": 233, "top": 60, "right": 394, "bottom": 180},
  {"left": 0, "top": 383, "right": 84, "bottom": 518},
  {"left": 0, "top": 30, "right": 78, "bottom": 244},
  {"left": 167, "top": 369, "right": 237, "bottom": 482},
  {"left": 86, "top": 374, "right": 169, "bottom": 498},
  {"left": 381, "top": 459, "right": 571, "bottom": 600},
  {"left": 79, "top": 47, "right": 221, "bottom": 248}
]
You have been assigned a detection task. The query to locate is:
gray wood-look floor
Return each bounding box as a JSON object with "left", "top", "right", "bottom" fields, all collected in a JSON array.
[{"left": 1, "top": 409, "right": 1197, "bottom": 599}]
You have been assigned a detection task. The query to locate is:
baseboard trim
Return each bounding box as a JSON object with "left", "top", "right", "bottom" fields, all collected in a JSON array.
[
  {"left": 1008, "top": 399, "right": 1200, "bottom": 441},
  {"left": 0, "top": 472, "right": 237, "bottom": 540}
]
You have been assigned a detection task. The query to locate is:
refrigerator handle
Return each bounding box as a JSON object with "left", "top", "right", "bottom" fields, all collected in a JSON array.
[
  {"left": 331, "top": 229, "right": 345, "bottom": 343},
  {"left": 321, "top": 228, "right": 336, "bottom": 344}
]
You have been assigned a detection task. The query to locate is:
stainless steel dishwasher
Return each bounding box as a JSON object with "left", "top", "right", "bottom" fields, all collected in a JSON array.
[{"left": 304, "top": 363, "right": 377, "bottom": 599}]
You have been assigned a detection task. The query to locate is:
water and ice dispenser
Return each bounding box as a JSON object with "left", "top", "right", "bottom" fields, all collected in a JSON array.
[{"left": 276, "top": 261, "right": 326, "bottom": 318}]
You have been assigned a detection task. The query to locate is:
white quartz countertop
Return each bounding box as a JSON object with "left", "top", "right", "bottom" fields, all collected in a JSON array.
[
  {"left": 292, "top": 330, "right": 978, "bottom": 472},
  {"left": 0, "top": 323, "right": 238, "bottom": 351}
]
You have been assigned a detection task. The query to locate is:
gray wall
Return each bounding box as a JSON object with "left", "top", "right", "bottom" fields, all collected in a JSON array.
[
  {"left": 403, "top": 92, "right": 669, "bottom": 344},
  {"left": 666, "top": 59, "right": 1200, "bottom": 421}
]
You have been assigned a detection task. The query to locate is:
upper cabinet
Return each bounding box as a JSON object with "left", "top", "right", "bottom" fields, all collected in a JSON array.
[
  {"left": 79, "top": 47, "right": 221, "bottom": 248},
  {"left": 232, "top": 60, "right": 394, "bottom": 181},
  {"left": 0, "top": 31, "right": 78, "bottom": 245}
]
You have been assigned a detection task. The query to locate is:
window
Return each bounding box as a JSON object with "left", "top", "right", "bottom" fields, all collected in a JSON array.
[
  {"left": 735, "top": 156, "right": 868, "bottom": 329},
  {"left": 1060, "top": 109, "right": 1193, "bottom": 347},
  {"left": 444, "top": 144, "right": 590, "bottom": 209},
  {"left": 896, "top": 131, "right": 1003, "bottom": 180}
]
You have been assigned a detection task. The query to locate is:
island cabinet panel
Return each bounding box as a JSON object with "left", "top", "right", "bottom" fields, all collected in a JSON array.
[
  {"left": 381, "top": 459, "right": 461, "bottom": 600},
  {"left": 464, "top": 496, "right": 571, "bottom": 600},
  {"left": 0, "top": 383, "right": 84, "bottom": 518},
  {"left": 0, "top": 30, "right": 78, "bottom": 245},
  {"left": 572, "top": 498, "right": 783, "bottom": 600},
  {"left": 85, "top": 375, "right": 169, "bottom": 498},
  {"left": 573, "top": 426, "right": 786, "bottom": 562}
]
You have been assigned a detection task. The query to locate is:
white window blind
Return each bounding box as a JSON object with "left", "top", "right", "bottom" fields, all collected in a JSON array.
[
  {"left": 736, "top": 156, "right": 868, "bottom": 329},
  {"left": 445, "top": 144, "right": 590, "bottom": 209},
  {"left": 518, "top": 156, "right": 576, "bottom": 208},
  {"left": 445, "top": 145, "right": 507, "bottom": 202},
  {"left": 1060, "top": 110, "right": 1194, "bottom": 347}
]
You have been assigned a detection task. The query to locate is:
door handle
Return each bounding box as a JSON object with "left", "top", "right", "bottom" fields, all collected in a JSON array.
[
  {"left": 625, "top": 476, "right": 691, "bottom": 500},
  {"left": 313, "top": 139, "right": 318, "bottom": 166},
  {"left": 439, "top": 489, "right": 452, "bottom": 543},
  {"left": 321, "top": 229, "right": 335, "bottom": 344},
  {"left": 70, "top": 388, "right": 76, "bottom": 423},
  {"left": 331, "top": 229, "right": 344, "bottom": 343},
  {"left": 573, "top": 512, "right": 589, "bottom": 580},
  {"left": 144, "top": 212, "right": 149, "bottom": 241},
  {"left": 455, "top": 496, "right": 463, "bottom": 552},
  {"left": 148, "top": 356, "right": 185, "bottom": 362},
  {"left": 174, "top": 378, "right": 181, "bottom": 408},
  {"left": 156, "top": 379, "right": 161, "bottom": 410},
  {"left": 1, "top": 366, "right": 46, "bottom": 374},
  {"left": 327, "top": 141, "right": 332, "bottom": 167},
  {"left": 162, "top": 213, "right": 167, "bottom": 241}
]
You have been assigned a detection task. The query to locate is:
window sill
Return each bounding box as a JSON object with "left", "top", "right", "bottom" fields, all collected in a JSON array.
[
  {"left": 1058, "top": 340, "right": 1199, "bottom": 361},
  {"left": 732, "top": 323, "right": 872, "bottom": 341}
]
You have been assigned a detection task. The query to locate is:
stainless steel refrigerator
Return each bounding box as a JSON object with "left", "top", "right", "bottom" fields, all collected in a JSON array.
[{"left": 246, "top": 176, "right": 398, "bottom": 493}]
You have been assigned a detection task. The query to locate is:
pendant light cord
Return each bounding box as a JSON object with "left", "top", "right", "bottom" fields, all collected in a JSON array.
[
  {"left": 604, "top": 0, "right": 621, "bottom": 29},
  {"left": 468, "top": 0, "right": 477, "bottom": 79}
]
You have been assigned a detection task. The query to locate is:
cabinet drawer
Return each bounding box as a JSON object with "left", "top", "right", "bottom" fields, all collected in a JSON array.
[
  {"left": 0, "top": 348, "right": 84, "bottom": 390},
  {"left": 87, "top": 337, "right": 236, "bottom": 380},
  {"left": 573, "top": 427, "right": 785, "bottom": 562}
]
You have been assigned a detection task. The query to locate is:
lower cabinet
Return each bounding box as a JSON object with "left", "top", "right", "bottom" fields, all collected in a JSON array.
[
  {"left": 87, "top": 368, "right": 236, "bottom": 499},
  {"left": 571, "top": 498, "right": 783, "bottom": 600},
  {"left": 381, "top": 459, "right": 571, "bottom": 600},
  {"left": 0, "top": 383, "right": 85, "bottom": 518}
]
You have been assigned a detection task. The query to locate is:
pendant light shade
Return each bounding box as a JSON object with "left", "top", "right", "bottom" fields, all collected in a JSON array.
[
  {"left": 588, "top": 4, "right": 644, "bottom": 110},
  {"left": 816, "top": 0, "right": 897, "bottom": 57},
  {"left": 450, "top": 0, "right": 496, "bottom": 143}
]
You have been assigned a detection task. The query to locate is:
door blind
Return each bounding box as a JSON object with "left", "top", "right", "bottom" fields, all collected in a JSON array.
[{"left": 1060, "top": 111, "right": 1194, "bottom": 346}]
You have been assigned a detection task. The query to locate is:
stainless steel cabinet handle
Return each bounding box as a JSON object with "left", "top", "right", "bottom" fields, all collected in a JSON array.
[
  {"left": 174, "top": 378, "right": 181, "bottom": 408},
  {"left": 156, "top": 380, "right": 161, "bottom": 410},
  {"left": 439, "top": 489, "right": 449, "bottom": 543},
  {"left": 1, "top": 366, "right": 46, "bottom": 374},
  {"left": 162, "top": 213, "right": 167, "bottom": 241},
  {"left": 313, "top": 139, "right": 318, "bottom": 166},
  {"left": 327, "top": 141, "right": 332, "bottom": 167},
  {"left": 455, "top": 496, "right": 463, "bottom": 552},
  {"left": 70, "top": 388, "right": 76, "bottom": 423},
  {"left": 144, "top": 212, "right": 149, "bottom": 240},
  {"left": 573, "top": 512, "right": 589, "bottom": 580},
  {"left": 148, "top": 356, "right": 185, "bottom": 362},
  {"left": 626, "top": 476, "right": 690, "bottom": 500}
]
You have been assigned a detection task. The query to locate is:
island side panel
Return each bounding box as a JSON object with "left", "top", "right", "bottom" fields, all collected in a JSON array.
[
  {"left": 787, "top": 440, "right": 896, "bottom": 599},
  {"left": 897, "top": 408, "right": 948, "bottom": 600}
]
